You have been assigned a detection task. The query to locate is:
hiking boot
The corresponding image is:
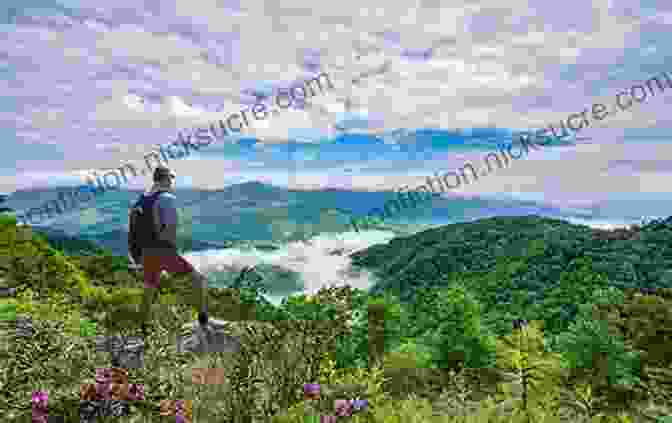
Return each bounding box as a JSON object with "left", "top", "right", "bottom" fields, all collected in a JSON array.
[{"left": 198, "top": 311, "right": 209, "bottom": 326}]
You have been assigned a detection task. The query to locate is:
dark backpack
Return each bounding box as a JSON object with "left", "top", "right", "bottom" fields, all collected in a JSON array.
[{"left": 128, "top": 190, "right": 174, "bottom": 263}]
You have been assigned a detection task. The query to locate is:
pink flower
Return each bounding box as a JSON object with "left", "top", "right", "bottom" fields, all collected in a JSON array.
[
  {"left": 95, "top": 367, "right": 111, "bottom": 384},
  {"left": 303, "top": 383, "right": 321, "bottom": 400},
  {"left": 31, "top": 391, "right": 48, "bottom": 410},
  {"left": 31, "top": 408, "right": 48, "bottom": 423},
  {"left": 334, "top": 399, "right": 352, "bottom": 417},
  {"left": 95, "top": 367, "right": 112, "bottom": 400},
  {"left": 31, "top": 391, "right": 49, "bottom": 423},
  {"left": 95, "top": 383, "right": 111, "bottom": 400},
  {"left": 320, "top": 415, "right": 337, "bottom": 423},
  {"left": 31, "top": 391, "right": 49, "bottom": 407},
  {"left": 31, "top": 390, "right": 48, "bottom": 402},
  {"left": 127, "top": 383, "right": 145, "bottom": 401}
]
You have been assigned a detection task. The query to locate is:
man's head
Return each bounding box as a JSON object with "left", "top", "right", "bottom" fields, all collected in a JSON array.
[{"left": 153, "top": 165, "right": 176, "bottom": 189}]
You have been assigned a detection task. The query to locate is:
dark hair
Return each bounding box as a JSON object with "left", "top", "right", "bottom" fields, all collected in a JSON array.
[{"left": 153, "top": 166, "right": 174, "bottom": 183}]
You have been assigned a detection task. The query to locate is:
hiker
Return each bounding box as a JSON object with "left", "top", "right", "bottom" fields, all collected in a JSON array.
[{"left": 128, "top": 165, "right": 209, "bottom": 338}]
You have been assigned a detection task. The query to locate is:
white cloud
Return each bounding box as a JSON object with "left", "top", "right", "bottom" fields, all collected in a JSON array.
[{"left": 2, "top": 0, "right": 670, "bottom": 195}]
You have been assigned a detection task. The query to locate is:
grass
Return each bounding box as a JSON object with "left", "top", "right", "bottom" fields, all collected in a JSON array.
[
  {"left": 1, "top": 217, "right": 671, "bottom": 422},
  {"left": 4, "top": 290, "right": 672, "bottom": 423}
]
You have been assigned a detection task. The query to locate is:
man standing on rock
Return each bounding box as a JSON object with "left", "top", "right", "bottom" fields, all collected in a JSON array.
[{"left": 128, "top": 165, "right": 210, "bottom": 338}]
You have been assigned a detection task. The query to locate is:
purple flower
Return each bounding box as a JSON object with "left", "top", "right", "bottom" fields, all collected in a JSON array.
[
  {"left": 127, "top": 383, "right": 145, "bottom": 401},
  {"left": 350, "top": 398, "right": 368, "bottom": 412},
  {"left": 320, "top": 416, "right": 337, "bottom": 423},
  {"left": 95, "top": 382, "right": 111, "bottom": 400},
  {"left": 174, "top": 400, "right": 188, "bottom": 423},
  {"left": 31, "top": 407, "right": 48, "bottom": 423},
  {"left": 512, "top": 319, "right": 528, "bottom": 330},
  {"left": 95, "top": 368, "right": 111, "bottom": 384},
  {"left": 94, "top": 367, "right": 112, "bottom": 400},
  {"left": 304, "top": 383, "right": 320, "bottom": 399},
  {"left": 334, "top": 399, "right": 352, "bottom": 417},
  {"left": 31, "top": 391, "right": 48, "bottom": 409}
]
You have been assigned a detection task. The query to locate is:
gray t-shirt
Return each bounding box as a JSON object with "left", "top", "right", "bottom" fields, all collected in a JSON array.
[
  {"left": 154, "top": 192, "right": 178, "bottom": 227},
  {"left": 144, "top": 191, "right": 178, "bottom": 255}
]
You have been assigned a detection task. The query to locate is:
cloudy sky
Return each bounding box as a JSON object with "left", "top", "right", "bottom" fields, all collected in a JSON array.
[{"left": 2, "top": 0, "right": 672, "bottom": 210}]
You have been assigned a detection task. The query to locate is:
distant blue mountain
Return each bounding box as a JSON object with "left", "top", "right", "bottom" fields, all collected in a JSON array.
[
  {"left": 3, "top": 180, "right": 606, "bottom": 257},
  {"left": 0, "top": 193, "right": 13, "bottom": 213}
]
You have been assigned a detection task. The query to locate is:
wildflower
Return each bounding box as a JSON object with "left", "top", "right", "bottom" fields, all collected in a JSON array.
[
  {"left": 95, "top": 380, "right": 111, "bottom": 400},
  {"left": 126, "top": 383, "right": 145, "bottom": 401},
  {"left": 110, "top": 368, "right": 129, "bottom": 383},
  {"left": 320, "top": 416, "right": 337, "bottom": 423},
  {"left": 175, "top": 400, "right": 188, "bottom": 423},
  {"left": 95, "top": 367, "right": 111, "bottom": 384},
  {"left": 110, "top": 368, "right": 130, "bottom": 400},
  {"left": 512, "top": 319, "right": 528, "bottom": 330},
  {"left": 31, "top": 391, "right": 49, "bottom": 423},
  {"left": 191, "top": 367, "right": 226, "bottom": 385},
  {"left": 191, "top": 368, "right": 206, "bottom": 384},
  {"left": 80, "top": 383, "right": 97, "bottom": 401},
  {"left": 304, "top": 383, "right": 321, "bottom": 400},
  {"left": 31, "top": 391, "right": 48, "bottom": 410},
  {"left": 159, "top": 399, "right": 175, "bottom": 416},
  {"left": 31, "top": 408, "right": 48, "bottom": 423},
  {"left": 350, "top": 398, "right": 368, "bottom": 412},
  {"left": 334, "top": 399, "right": 352, "bottom": 417},
  {"left": 160, "top": 399, "right": 192, "bottom": 423}
]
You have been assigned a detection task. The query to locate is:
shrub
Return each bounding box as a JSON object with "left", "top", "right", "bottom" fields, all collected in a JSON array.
[
  {"left": 494, "top": 320, "right": 565, "bottom": 414},
  {"left": 418, "top": 285, "right": 497, "bottom": 370},
  {"left": 552, "top": 312, "right": 642, "bottom": 388}
]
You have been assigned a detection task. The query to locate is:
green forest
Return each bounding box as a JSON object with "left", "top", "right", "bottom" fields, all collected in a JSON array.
[{"left": 1, "top": 212, "right": 671, "bottom": 422}]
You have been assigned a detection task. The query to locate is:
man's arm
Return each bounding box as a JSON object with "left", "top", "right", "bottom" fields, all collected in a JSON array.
[{"left": 128, "top": 207, "right": 143, "bottom": 266}]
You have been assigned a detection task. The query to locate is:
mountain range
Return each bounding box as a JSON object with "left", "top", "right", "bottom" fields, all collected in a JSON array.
[{"left": 2, "top": 181, "right": 618, "bottom": 258}]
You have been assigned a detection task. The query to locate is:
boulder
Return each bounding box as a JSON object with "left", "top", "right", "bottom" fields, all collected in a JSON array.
[
  {"left": 177, "top": 318, "right": 241, "bottom": 354},
  {"left": 15, "top": 314, "right": 33, "bottom": 337},
  {"left": 94, "top": 334, "right": 145, "bottom": 368},
  {"left": 79, "top": 399, "right": 130, "bottom": 422}
]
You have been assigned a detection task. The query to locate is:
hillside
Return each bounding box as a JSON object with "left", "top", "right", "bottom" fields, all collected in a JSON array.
[
  {"left": 352, "top": 215, "right": 671, "bottom": 302},
  {"left": 2, "top": 212, "right": 672, "bottom": 422}
]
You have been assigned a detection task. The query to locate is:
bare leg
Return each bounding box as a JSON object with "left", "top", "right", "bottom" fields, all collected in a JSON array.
[
  {"left": 139, "top": 287, "right": 158, "bottom": 326},
  {"left": 191, "top": 270, "right": 209, "bottom": 319}
]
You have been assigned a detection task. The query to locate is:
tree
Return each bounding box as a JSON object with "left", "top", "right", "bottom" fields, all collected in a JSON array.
[
  {"left": 551, "top": 305, "right": 641, "bottom": 389},
  {"left": 539, "top": 256, "right": 609, "bottom": 335},
  {"left": 418, "top": 284, "right": 497, "bottom": 370}
]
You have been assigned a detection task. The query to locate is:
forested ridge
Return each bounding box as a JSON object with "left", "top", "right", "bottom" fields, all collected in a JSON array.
[{"left": 1, "top": 212, "right": 671, "bottom": 422}]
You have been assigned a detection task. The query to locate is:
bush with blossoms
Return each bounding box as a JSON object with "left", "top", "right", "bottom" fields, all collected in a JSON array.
[
  {"left": 159, "top": 399, "right": 193, "bottom": 423},
  {"left": 31, "top": 390, "right": 50, "bottom": 423},
  {"left": 303, "top": 383, "right": 369, "bottom": 421},
  {"left": 78, "top": 367, "right": 145, "bottom": 421}
]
